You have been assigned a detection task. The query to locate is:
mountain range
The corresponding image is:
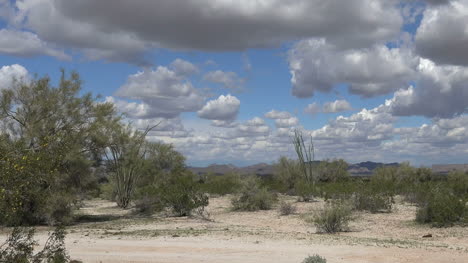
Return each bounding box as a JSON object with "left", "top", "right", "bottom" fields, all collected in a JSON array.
[{"left": 188, "top": 161, "right": 400, "bottom": 177}]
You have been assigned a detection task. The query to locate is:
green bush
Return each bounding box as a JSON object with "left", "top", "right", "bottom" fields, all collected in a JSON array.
[
  {"left": 274, "top": 157, "right": 302, "bottom": 193},
  {"left": 161, "top": 172, "right": 209, "bottom": 217},
  {"left": 316, "top": 159, "right": 349, "bottom": 182},
  {"left": 353, "top": 190, "right": 393, "bottom": 213},
  {"left": 201, "top": 173, "right": 242, "bottom": 195},
  {"left": 231, "top": 177, "right": 277, "bottom": 211},
  {"left": 294, "top": 178, "right": 318, "bottom": 202},
  {"left": 319, "top": 181, "right": 357, "bottom": 201},
  {"left": 279, "top": 201, "right": 296, "bottom": 216},
  {"left": 0, "top": 227, "right": 69, "bottom": 263},
  {"left": 312, "top": 201, "right": 352, "bottom": 233},
  {"left": 302, "top": 254, "right": 327, "bottom": 263},
  {"left": 416, "top": 187, "right": 467, "bottom": 227},
  {"left": 447, "top": 171, "right": 468, "bottom": 199}
]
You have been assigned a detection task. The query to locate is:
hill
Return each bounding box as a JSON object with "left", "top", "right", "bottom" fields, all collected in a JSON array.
[{"left": 188, "top": 161, "right": 399, "bottom": 177}]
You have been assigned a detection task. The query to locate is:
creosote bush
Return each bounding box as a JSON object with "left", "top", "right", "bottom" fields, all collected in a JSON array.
[
  {"left": 302, "top": 254, "right": 327, "bottom": 263},
  {"left": 353, "top": 190, "right": 393, "bottom": 213},
  {"left": 231, "top": 176, "right": 277, "bottom": 211},
  {"left": 312, "top": 201, "right": 353, "bottom": 233},
  {"left": 161, "top": 171, "right": 209, "bottom": 217},
  {"left": 416, "top": 187, "right": 467, "bottom": 227}
]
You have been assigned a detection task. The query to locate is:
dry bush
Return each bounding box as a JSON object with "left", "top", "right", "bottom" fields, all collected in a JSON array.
[
  {"left": 312, "top": 201, "right": 353, "bottom": 233},
  {"left": 279, "top": 201, "right": 297, "bottom": 216}
]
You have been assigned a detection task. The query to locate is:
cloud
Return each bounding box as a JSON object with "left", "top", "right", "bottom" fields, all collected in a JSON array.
[
  {"left": 215, "top": 117, "right": 270, "bottom": 139},
  {"left": 275, "top": 117, "right": 299, "bottom": 128},
  {"left": 211, "top": 120, "right": 238, "bottom": 128},
  {"left": 0, "top": 64, "right": 29, "bottom": 89},
  {"left": 304, "top": 103, "right": 321, "bottom": 115},
  {"left": 13, "top": 0, "right": 149, "bottom": 64},
  {"left": 311, "top": 104, "right": 396, "bottom": 145},
  {"left": 388, "top": 58, "right": 468, "bottom": 118},
  {"left": 204, "top": 70, "right": 245, "bottom": 90},
  {"left": 289, "top": 38, "right": 417, "bottom": 98},
  {"left": 265, "top": 110, "right": 292, "bottom": 119},
  {"left": 4, "top": 0, "right": 402, "bottom": 63},
  {"left": 415, "top": 0, "right": 468, "bottom": 66},
  {"left": 197, "top": 94, "right": 240, "bottom": 121},
  {"left": 170, "top": 58, "right": 198, "bottom": 76},
  {"left": 323, "top": 100, "right": 353, "bottom": 113},
  {"left": 114, "top": 59, "right": 205, "bottom": 118},
  {"left": 0, "top": 29, "right": 70, "bottom": 60}
]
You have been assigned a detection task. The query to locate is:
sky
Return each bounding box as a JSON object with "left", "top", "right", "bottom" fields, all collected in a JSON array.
[{"left": 0, "top": 0, "right": 467, "bottom": 167}]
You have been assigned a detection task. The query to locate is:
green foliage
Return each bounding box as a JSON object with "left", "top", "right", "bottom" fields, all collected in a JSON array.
[
  {"left": 302, "top": 255, "right": 327, "bottom": 263},
  {"left": 160, "top": 171, "right": 209, "bottom": 217},
  {"left": 103, "top": 124, "right": 153, "bottom": 209},
  {"left": 416, "top": 187, "right": 467, "bottom": 227},
  {"left": 0, "top": 227, "right": 69, "bottom": 263},
  {"left": 231, "top": 176, "right": 277, "bottom": 211},
  {"left": 294, "top": 178, "right": 318, "bottom": 202},
  {"left": 312, "top": 201, "right": 353, "bottom": 233},
  {"left": 0, "top": 71, "right": 119, "bottom": 225},
  {"left": 316, "top": 159, "right": 349, "bottom": 182},
  {"left": 278, "top": 201, "right": 296, "bottom": 216},
  {"left": 132, "top": 142, "right": 203, "bottom": 216},
  {"left": 274, "top": 157, "right": 302, "bottom": 193},
  {"left": 349, "top": 166, "right": 400, "bottom": 213},
  {"left": 447, "top": 171, "right": 468, "bottom": 199},
  {"left": 319, "top": 181, "right": 358, "bottom": 201},
  {"left": 200, "top": 173, "right": 243, "bottom": 195},
  {"left": 353, "top": 189, "right": 393, "bottom": 213}
]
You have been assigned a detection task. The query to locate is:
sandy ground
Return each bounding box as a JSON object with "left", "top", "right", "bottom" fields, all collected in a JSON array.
[{"left": 1, "top": 195, "right": 467, "bottom": 263}]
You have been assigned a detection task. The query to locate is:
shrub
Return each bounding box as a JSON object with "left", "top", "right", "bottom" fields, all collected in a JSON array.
[
  {"left": 447, "top": 171, "right": 468, "bottom": 199},
  {"left": 319, "top": 181, "right": 357, "bottom": 201},
  {"left": 302, "top": 255, "right": 327, "bottom": 263},
  {"left": 161, "top": 171, "right": 209, "bottom": 217},
  {"left": 316, "top": 159, "right": 349, "bottom": 183},
  {"left": 133, "top": 195, "right": 164, "bottom": 216},
  {"left": 0, "top": 71, "right": 120, "bottom": 226},
  {"left": 294, "top": 178, "right": 318, "bottom": 202},
  {"left": 312, "top": 201, "right": 352, "bottom": 233},
  {"left": 416, "top": 187, "right": 467, "bottom": 227},
  {"left": 0, "top": 227, "right": 69, "bottom": 263},
  {"left": 231, "top": 177, "right": 277, "bottom": 211},
  {"left": 353, "top": 190, "right": 393, "bottom": 213},
  {"left": 274, "top": 157, "right": 302, "bottom": 192},
  {"left": 279, "top": 201, "right": 296, "bottom": 216},
  {"left": 201, "top": 173, "right": 242, "bottom": 195},
  {"left": 99, "top": 182, "right": 117, "bottom": 202}
]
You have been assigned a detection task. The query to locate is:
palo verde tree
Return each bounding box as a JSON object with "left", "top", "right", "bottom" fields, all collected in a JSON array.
[{"left": 0, "top": 70, "right": 118, "bottom": 225}]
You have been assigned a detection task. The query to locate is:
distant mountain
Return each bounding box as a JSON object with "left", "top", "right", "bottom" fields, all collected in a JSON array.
[
  {"left": 432, "top": 164, "right": 468, "bottom": 174},
  {"left": 348, "top": 161, "right": 399, "bottom": 176},
  {"left": 188, "top": 161, "right": 399, "bottom": 177}
]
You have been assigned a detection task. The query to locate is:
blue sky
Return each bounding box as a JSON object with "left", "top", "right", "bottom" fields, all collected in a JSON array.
[{"left": 1, "top": 0, "right": 468, "bottom": 167}]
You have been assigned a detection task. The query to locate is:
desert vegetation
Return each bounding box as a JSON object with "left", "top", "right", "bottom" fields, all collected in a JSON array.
[{"left": 1, "top": 71, "right": 467, "bottom": 262}]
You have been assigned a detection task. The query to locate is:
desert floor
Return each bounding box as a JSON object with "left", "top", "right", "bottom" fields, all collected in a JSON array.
[{"left": 1, "top": 195, "right": 467, "bottom": 263}]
